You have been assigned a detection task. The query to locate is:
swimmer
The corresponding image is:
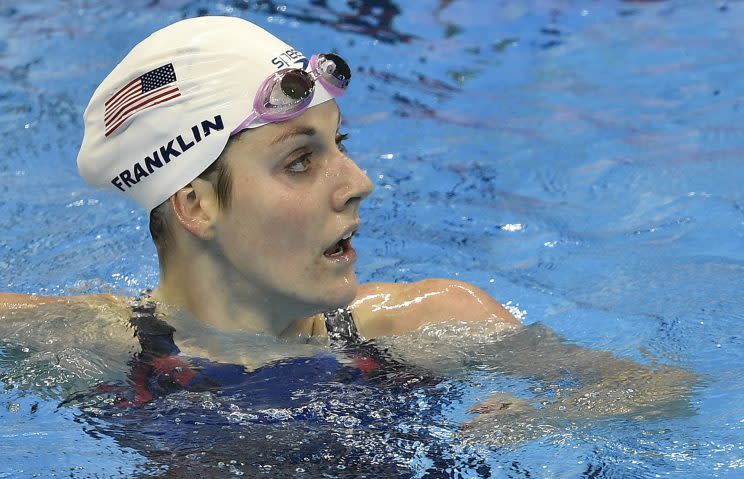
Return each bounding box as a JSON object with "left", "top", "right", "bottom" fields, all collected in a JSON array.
[
  {"left": 0, "top": 17, "right": 693, "bottom": 425},
  {"left": 2, "top": 16, "right": 519, "bottom": 349}
]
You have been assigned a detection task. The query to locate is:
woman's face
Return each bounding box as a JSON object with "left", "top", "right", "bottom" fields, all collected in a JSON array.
[{"left": 212, "top": 100, "right": 373, "bottom": 314}]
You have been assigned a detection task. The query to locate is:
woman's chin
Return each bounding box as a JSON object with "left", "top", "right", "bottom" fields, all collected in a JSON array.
[{"left": 320, "top": 276, "right": 359, "bottom": 311}]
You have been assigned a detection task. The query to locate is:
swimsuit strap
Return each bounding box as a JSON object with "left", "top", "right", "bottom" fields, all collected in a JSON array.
[
  {"left": 323, "top": 307, "right": 362, "bottom": 344},
  {"left": 323, "top": 308, "right": 440, "bottom": 387},
  {"left": 129, "top": 298, "right": 180, "bottom": 357}
]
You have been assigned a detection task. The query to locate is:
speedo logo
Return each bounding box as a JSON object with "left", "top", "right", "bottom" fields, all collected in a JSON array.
[
  {"left": 271, "top": 48, "right": 308, "bottom": 70},
  {"left": 110, "top": 115, "right": 224, "bottom": 192}
]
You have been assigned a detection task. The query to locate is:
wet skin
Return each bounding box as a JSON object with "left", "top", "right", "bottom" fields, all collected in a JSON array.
[
  {"left": 145, "top": 99, "right": 519, "bottom": 340},
  {"left": 0, "top": 96, "right": 693, "bottom": 431},
  {"left": 203, "top": 101, "right": 373, "bottom": 321},
  {"left": 0, "top": 100, "right": 519, "bottom": 352}
]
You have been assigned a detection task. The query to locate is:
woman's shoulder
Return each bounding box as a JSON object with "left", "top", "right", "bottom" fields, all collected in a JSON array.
[
  {"left": 0, "top": 292, "right": 129, "bottom": 312},
  {"left": 0, "top": 293, "right": 130, "bottom": 314},
  {"left": 351, "top": 278, "right": 521, "bottom": 338},
  {"left": 0, "top": 292, "right": 140, "bottom": 374},
  {"left": 0, "top": 292, "right": 136, "bottom": 347}
]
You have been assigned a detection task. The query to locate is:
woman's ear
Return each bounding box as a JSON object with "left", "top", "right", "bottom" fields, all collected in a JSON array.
[{"left": 169, "top": 178, "right": 219, "bottom": 240}]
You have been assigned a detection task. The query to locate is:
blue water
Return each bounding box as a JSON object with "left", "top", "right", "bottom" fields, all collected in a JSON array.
[{"left": 2, "top": 0, "right": 744, "bottom": 477}]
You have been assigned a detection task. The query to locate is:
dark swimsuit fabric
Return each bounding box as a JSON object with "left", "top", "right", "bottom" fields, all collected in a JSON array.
[
  {"left": 109, "top": 302, "right": 414, "bottom": 407},
  {"left": 84, "top": 303, "right": 491, "bottom": 478}
]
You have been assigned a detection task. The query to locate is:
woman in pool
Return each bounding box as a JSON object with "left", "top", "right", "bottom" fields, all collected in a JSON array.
[
  {"left": 2, "top": 16, "right": 519, "bottom": 346},
  {"left": 0, "top": 17, "right": 691, "bottom": 421}
]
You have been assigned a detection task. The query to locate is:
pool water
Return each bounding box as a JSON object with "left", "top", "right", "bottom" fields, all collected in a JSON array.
[{"left": 2, "top": 0, "right": 744, "bottom": 477}]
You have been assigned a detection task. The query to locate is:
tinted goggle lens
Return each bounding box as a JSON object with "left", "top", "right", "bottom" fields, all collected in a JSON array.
[
  {"left": 316, "top": 53, "right": 351, "bottom": 89},
  {"left": 280, "top": 70, "right": 313, "bottom": 100}
]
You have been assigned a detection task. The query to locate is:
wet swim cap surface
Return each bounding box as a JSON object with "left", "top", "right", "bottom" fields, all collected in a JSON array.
[{"left": 77, "top": 16, "right": 334, "bottom": 211}]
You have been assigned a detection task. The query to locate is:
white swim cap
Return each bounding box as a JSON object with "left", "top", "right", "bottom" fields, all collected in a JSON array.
[{"left": 77, "top": 16, "right": 335, "bottom": 211}]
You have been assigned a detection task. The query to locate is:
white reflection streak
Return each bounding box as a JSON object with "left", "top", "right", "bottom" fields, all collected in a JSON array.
[{"left": 357, "top": 291, "right": 443, "bottom": 312}]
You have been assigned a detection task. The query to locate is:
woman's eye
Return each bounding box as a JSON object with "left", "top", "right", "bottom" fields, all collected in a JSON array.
[
  {"left": 336, "top": 132, "right": 349, "bottom": 153},
  {"left": 286, "top": 154, "right": 311, "bottom": 173}
]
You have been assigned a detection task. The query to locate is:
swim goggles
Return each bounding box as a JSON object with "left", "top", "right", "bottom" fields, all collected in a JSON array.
[{"left": 231, "top": 53, "right": 351, "bottom": 135}]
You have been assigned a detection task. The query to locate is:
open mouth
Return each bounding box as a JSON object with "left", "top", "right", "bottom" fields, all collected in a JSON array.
[{"left": 323, "top": 231, "right": 353, "bottom": 258}]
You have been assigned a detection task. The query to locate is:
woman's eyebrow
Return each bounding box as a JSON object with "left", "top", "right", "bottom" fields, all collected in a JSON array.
[{"left": 269, "top": 126, "right": 317, "bottom": 146}]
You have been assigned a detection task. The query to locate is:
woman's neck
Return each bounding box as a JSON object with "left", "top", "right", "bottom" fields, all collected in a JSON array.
[
  {"left": 142, "top": 300, "right": 327, "bottom": 369},
  {"left": 151, "top": 250, "right": 318, "bottom": 338}
]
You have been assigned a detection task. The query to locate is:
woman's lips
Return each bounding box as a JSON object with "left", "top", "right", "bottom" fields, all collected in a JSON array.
[
  {"left": 323, "top": 237, "right": 356, "bottom": 263},
  {"left": 323, "top": 223, "right": 359, "bottom": 262}
]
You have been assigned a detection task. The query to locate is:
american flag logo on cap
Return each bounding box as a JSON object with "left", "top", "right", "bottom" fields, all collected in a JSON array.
[{"left": 103, "top": 63, "right": 181, "bottom": 137}]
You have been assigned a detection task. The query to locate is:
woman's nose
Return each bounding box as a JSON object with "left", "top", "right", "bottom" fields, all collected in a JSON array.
[{"left": 331, "top": 154, "right": 374, "bottom": 212}]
